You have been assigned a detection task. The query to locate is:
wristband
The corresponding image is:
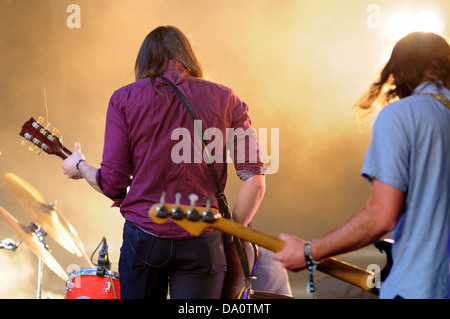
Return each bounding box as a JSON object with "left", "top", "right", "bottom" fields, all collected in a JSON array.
[
  {"left": 304, "top": 240, "right": 319, "bottom": 293},
  {"left": 304, "top": 240, "right": 320, "bottom": 265},
  {"left": 76, "top": 159, "right": 86, "bottom": 178}
]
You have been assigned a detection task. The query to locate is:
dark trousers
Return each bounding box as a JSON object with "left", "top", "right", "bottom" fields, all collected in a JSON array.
[{"left": 118, "top": 221, "right": 227, "bottom": 299}]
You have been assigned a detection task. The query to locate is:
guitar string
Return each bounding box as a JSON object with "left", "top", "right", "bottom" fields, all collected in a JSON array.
[{"left": 43, "top": 86, "right": 49, "bottom": 125}]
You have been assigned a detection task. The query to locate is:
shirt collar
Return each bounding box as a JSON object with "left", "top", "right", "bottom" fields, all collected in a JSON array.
[
  {"left": 163, "top": 60, "right": 191, "bottom": 85},
  {"left": 412, "top": 81, "right": 450, "bottom": 97}
]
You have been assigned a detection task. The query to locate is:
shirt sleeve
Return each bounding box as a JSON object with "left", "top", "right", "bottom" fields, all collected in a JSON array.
[
  {"left": 96, "top": 92, "right": 133, "bottom": 206},
  {"left": 229, "top": 96, "right": 267, "bottom": 179},
  {"left": 361, "top": 105, "right": 410, "bottom": 192}
]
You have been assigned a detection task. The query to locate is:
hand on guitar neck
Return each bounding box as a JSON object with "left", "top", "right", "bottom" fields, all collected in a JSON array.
[
  {"left": 149, "top": 199, "right": 385, "bottom": 295},
  {"left": 19, "top": 117, "right": 101, "bottom": 192},
  {"left": 60, "top": 142, "right": 101, "bottom": 193},
  {"left": 60, "top": 142, "right": 85, "bottom": 180}
]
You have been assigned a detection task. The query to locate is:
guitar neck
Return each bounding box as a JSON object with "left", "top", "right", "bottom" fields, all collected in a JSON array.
[
  {"left": 213, "top": 218, "right": 375, "bottom": 292},
  {"left": 212, "top": 217, "right": 285, "bottom": 252},
  {"left": 149, "top": 203, "right": 377, "bottom": 293},
  {"left": 58, "top": 147, "right": 72, "bottom": 160}
]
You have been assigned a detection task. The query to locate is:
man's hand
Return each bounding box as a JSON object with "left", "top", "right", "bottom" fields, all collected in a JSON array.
[
  {"left": 272, "top": 234, "right": 307, "bottom": 271},
  {"left": 61, "top": 142, "right": 85, "bottom": 179}
]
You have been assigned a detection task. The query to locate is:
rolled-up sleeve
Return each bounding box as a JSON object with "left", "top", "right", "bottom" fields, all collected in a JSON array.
[
  {"left": 229, "top": 97, "right": 267, "bottom": 180},
  {"left": 96, "top": 92, "right": 133, "bottom": 206}
]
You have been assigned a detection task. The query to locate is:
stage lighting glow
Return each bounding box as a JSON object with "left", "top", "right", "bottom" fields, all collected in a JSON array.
[
  {"left": 387, "top": 13, "right": 413, "bottom": 41},
  {"left": 387, "top": 10, "right": 445, "bottom": 41}
]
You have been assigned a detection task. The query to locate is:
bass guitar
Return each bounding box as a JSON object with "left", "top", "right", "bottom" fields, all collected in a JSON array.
[{"left": 149, "top": 201, "right": 384, "bottom": 296}]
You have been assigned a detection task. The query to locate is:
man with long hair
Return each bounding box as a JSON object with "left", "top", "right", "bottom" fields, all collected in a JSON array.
[
  {"left": 273, "top": 32, "right": 450, "bottom": 299},
  {"left": 61, "top": 26, "right": 266, "bottom": 299}
]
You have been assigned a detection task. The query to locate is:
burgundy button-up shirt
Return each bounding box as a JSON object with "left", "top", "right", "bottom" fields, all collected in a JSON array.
[{"left": 96, "top": 60, "right": 265, "bottom": 238}]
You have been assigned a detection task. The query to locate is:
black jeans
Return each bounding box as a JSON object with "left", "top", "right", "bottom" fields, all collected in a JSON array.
[{"left": 118, "top": 221, "right": 227, "bottom": 299}]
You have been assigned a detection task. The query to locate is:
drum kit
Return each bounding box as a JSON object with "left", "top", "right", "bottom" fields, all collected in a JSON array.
[{"left": 0, "top": 173, "right": 121, "bottom": 299}]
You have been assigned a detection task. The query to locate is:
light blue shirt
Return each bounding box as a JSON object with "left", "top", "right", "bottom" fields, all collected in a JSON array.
[{"left": 361, "top": 82, "right": 450, "bottom": 299}]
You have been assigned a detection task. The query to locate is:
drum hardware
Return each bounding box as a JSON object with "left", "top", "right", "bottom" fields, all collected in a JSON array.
[
  {"left": 65, "top": 268, "right": 120, "bottom": 299},
  {"left": 0, "top": 238, "right": 21, "bottom": 251},
  {"left": 94, "top": 236, "right": 111, "bottom": 277},
  {"left": 28, "top": 222, "right": 47, "bottom": 299},
  {"left": 105, "top": 280, "right": 113, "bottom": 293},
  {"left": 3, "top": 173, "right": 92, "bottom": 267},
  {"left": 65, "top": 236, "right": 120, "bottom": 299},
  {"left": 0, "top": 207, "right": 67, "bottom": 298},
  {"left": 66, "top": 236, "right": 120, "bottom": 299}
]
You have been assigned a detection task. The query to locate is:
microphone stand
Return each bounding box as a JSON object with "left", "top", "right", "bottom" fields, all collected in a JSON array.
[{"left": 96, "top": 236, "right": 111, "bottom": 277}]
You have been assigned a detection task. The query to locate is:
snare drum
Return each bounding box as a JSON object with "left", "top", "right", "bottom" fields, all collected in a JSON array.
[{"left": 65, "top": 268, "right": 121, "bottom": 299}]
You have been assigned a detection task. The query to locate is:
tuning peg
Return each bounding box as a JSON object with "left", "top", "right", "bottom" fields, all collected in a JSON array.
[
  {"left": 204, "top": 196, "right": 213, "bottom": 210},
  {"left": 47, "top": 200, "right": 57, "bottom": 210},
  {"left": 155, "top": 192, "right": 169, "bottom": 218},
  {"left": 21, "top": 137, "right": 28, "bottom": 146},
  {"left": 44, "top": 122, "right": 51, "bottom": 130},
  {"left": 187, "top": 194, "right": 200, "bottom": 221},
  {"left": 202, "top": 196, "right": 217, "bottom": 223},
  {"left": 37, "top": 116, "right": 44, "bottom": 125},
  {"left": 189, "top": 194, "right": 198, "bottom": 207},
  {"left": 160, "top": 192, "right": 166, "bottom": 205},
  {"left": 175, "top": 193, "right": 181, "bottom": 206},
  {"left": 28, "top": 144, "right": 35, "bottom": 151},
  {"left": 51, "top": 127, "right": 59, "bottom": 136},
  {"left": 171, "top": 193, "right": 185, "bottom": 220},
  {"left": 36, "top": 148, "right": 44, "bottom": 156}
]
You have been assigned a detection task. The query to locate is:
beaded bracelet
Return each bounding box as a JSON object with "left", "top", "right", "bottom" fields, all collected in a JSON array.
[
  {"left": 76, "top": 159, "right": 86, "bottom": 178},
  {"left": 304, "top": 240, "right": 320, "bottom": 293}
]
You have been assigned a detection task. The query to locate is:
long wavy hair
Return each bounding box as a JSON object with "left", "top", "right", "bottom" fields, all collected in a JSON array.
[
  {"left": 356, "top": 32, "right": 450, "bottom": 115},
  {"left": 134, "top": 26, "right": 206, "bottom": 81}
]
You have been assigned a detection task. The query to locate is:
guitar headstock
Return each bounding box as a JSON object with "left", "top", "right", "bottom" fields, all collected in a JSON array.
[
  {"left": 149, "top": 193, "right": 221, "bottom": 236},
  {"left": 19, "top": 117, "right": 72, "bottom": 159}
]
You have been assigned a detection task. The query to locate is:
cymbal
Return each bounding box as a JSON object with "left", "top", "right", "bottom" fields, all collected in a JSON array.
[
  {"left": 3, "top": 173, "right": 92, "bottom": 266},
  {"left": 0, "top": 206, "right": 68, "bottom": 281}
]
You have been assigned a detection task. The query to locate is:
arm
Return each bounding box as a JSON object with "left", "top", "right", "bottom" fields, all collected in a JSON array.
[
  {"left": 232, "top": 174, "right": 266, "bottom": 226},
  {"left": 273, "top": 179, "right": 404, "bottom": 271},
  {"left": 61, "top": 142, "right": 102, "bottom": 193}
]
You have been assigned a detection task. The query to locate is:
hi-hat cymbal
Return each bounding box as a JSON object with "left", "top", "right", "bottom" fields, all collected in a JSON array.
[
  {"left": 0, "top": 206, "right": 68, "bottom": 281},
  {"left": 3, "top": 173, "right": 92, "bottom": 266}
]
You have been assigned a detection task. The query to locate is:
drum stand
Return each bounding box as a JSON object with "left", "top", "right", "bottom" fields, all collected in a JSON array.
[{"left": 1, "top": 222, "right": 49, "bottom": 299}]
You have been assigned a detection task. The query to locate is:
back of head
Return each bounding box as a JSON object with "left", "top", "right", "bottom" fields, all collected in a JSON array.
[
  {"left": 134, "top": 25, "right": 206, "bottom": 81},
  {"left": 357, "top": 32, "right": 450, "bottom": 113}
]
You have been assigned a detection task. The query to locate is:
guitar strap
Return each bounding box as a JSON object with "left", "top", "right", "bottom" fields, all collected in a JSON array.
[{"left": 161, "top": 77, "right": 252, "bottom": 281}]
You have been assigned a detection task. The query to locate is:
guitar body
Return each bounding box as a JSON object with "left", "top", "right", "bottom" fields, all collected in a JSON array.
[{"left": 221, "top": 239, "right": 257, "bottom": 299}]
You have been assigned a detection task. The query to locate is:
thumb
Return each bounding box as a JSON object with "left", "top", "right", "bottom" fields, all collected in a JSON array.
[
  {"left": 278, "top": 233, "right": 291, "bottom": 242},
  {"left": 74, "top": 142, "right": 81, "bottom": 154}
]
